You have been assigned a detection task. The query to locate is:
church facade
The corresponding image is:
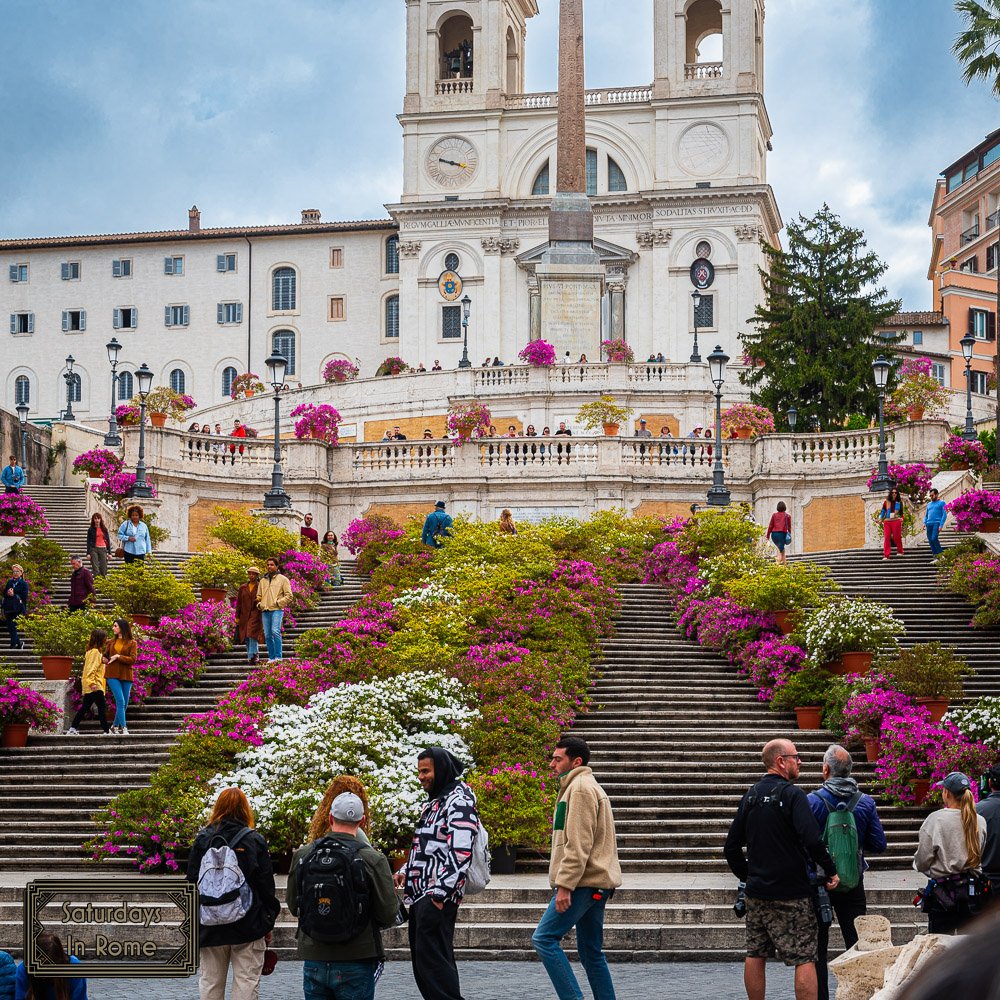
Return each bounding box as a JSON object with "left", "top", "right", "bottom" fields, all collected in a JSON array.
[{"left": 1, "top": 0, "right": 778, "bottom": 421}]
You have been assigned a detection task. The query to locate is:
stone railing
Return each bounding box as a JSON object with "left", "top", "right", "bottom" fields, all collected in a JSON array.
[
  {"left": 436, "top": 78, "right": 473, "bottom": 96},
  {"left": 685, "top": 62, "right": 723, "bottom": 80},
  {"left": 353, "top": 442, "right": 454, "bottom": 474},
  {"left": 177, "top": 432, "right": 283, "bottom": 469},
  {"left": 505, "top": 86, "right": 653, "bottom": 110}
]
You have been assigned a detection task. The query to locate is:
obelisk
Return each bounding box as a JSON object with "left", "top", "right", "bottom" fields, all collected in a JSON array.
[{"left": 537, "top": 0, "right": 604, "bottom": 356}]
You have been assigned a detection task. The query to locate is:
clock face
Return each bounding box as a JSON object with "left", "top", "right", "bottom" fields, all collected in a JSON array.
[{"left": 426, "top": 137, "right": 479, "bottom": 188}]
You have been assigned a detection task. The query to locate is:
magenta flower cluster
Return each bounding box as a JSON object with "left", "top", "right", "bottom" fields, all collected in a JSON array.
[
  {"left": 0, "top": 677, "right": 60, "bottom": 729},
  {"left": 91, "top": 471, "right": 158, "bottom": 506},
  {"left": 114, "top": 403, "right": 143, "bottom": 426},
  {"left": 737, "top": 635, "right": 807, "bottom": 702},
  {"left": 342, "top": 515, "right": 404, "bottom": 557},
  {"left": 938, "top": 435, "right": 990, "bottom": 474},
  {"left": 0, "top": 494, "right": 50, "bottom": 536},
  {"left": 72, "top": 448, "right": 124, "bottom": 480},
  {"left": 866, "top": 463, "right": 932, "bottom": 503},
  {"left": 947, "top": 490, "right": 1000, "bottom": 532},
  {"left": 517, "top": 340, "right": 556, "bottom": 367},
  {"left": 322, "top": 358, "right": 360, "bottom": 383},
  {"left": 291, "top": 403, "right": 342, "bottom": 445}
]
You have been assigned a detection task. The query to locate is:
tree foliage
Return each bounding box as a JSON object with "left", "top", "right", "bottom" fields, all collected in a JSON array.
[
  {"left": 740, "top": 205, "right": 901, "bottom": 429},
  {"left": 953, "top": 0, "right": 1000, "bottom": 98}
]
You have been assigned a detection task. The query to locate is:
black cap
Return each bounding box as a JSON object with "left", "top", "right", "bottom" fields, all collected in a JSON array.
[{"left": 435, "top": 500, "right": 446, "bottom": 509}]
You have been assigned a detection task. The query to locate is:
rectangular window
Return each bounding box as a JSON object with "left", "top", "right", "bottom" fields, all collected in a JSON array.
[
  {"left": 586, "top": 148, "right": 598, "bottom": 196},
  {"left": 947, "top": 172, "right": 962, "bottom": 193},
  {"left": 970, "top": 308, "right": 992, "bottom": 340},
  {"left": 10, "top": 312, "right": 34, "bottom": 334},
  {"left": 164, "top": 256, "right": 184, "bottom": 275},
  {"left": 8, "top": 264, "right": 28, "bottom": 283},
  {"left": 984, "top": 143, "right": 1000, "bottom": 170},
  {"left": 972, "top": 371, "right": 991, "bottom": 395},
  {"left": 164, "top": 304, "right": 190, "bottom": 327},
  {"left": 61, "top": 261, "right": 81, "bottom": 280},
  {"left": 961, "top": 256, "right": 979, "bottom": 273},
  {"left": 441, "top": 304, "right": 462, "bottom": 339},
  {"left": 216, "top": 253, "right": 237, "bottom": 272},
  {"left": 931, "top": 362, "right": 947, "bottom": 387},
  {"left": 965, "top": 161, "right": 980, "bottom": 182},
  {"left": 61, "top": 309, "right": 86, "bottom": 332},
  {"left": 328, "top": 296, "right": 345, "bottom": 321},
  {"left": 988, "top": 243, "right": 999, "bottom": 272},
  {"left": 330, "top": 247, "right": 343, "bottom": 268},
  {"left": 112, "top": 258, "right": 132, "bottom": 278},
  {"left": 912, "top": 331, "right": 923, "bottom": 345},
  {"left": 113, "top": 307, "right": 137, "bottom": 330},
  {"left": 694, "top": 294, "right": 714, "bottom": 329},
  {"left": 217, "top": 302, "right": 243, "bottom": 325}
]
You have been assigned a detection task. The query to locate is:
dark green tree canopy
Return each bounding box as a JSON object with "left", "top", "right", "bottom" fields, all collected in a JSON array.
[{"left": 740, "top": 204, "right": 901, "bottom": 430}]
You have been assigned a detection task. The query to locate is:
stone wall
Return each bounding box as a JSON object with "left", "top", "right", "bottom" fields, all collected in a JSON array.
[{"left": 0, "top": 408, "right": 50, "bottom": 485}]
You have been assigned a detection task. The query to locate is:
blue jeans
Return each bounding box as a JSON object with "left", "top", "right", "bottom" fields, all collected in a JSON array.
[
  {"left": 106, "top": 677, "right": 133, "bottom": 728},
  {"left": 245, "top": 636, "right": 259, "bottom": 660},
  {"left": 303, "top": 959, "right": 376, "bottom": 1000},
  {"left": 261, "top": 609, "right": 284, "bottom": 660},
  {"left": 532, "top": 888, "right": 616, "bottom": 1000},
  {"left": 926, "top": 523, "right": 943, "bottom": 555}
]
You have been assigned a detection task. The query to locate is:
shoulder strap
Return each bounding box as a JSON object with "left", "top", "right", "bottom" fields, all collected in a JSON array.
[
  {"left": 227, "top": 827, "right": 254, "bottom": 850},
  {"left": 844, "top": 792, "right": 863, "bottom": 814}
]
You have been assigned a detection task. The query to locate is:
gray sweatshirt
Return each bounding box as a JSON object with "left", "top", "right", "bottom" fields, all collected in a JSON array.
[{"left": 913, "top": 808, "right": 986, "bottom": 879}]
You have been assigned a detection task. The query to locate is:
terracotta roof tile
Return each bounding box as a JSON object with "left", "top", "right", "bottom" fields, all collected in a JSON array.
[{"left": 881, "top": 311, "right": 948, "bottom": 327}]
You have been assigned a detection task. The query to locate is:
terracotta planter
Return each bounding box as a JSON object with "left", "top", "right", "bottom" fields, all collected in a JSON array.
[
  {"left": 863, "top": 737, "right": 882, "bottom": 763},
  {"left": 978, "top": 517, "right": 1000, "bottom": 533},
  {"left": 40, "top": 655, "right": 73, "bottom": 681},
  {"left": 490, "top": 843, "right": 517, "bottom": 874},
  {"left": 200, "top": 587, "right": 227, "bottom": 604},
  {"left": 827, "top": 652, "right": 874, "bottom": 676},
  {"left": 390, "top": 854, "right": 407, "bottom": 875},
  {"left": 912, "top": 779, "right": 931, "bottom": 806},
  {"left": 149, "top": 412, "right": 168, "bottom": 428},
  {"left": 916, "top": 697, "right": 950, "bottom": 723},
  {"left": 735, "top": 427, "right": 753, "bottom": 440},
  {"left": 603, "top": 423, "right": 620, "bottom": 436},
  {"left": 794, "top": 706, "right": 823, "bottom": 730},
  {"left": 244, "top": 389, "right": 255, "bottom": 398},
  {"left": 772, "top": 610, "right": 797, "bottom": 635},
  {"left": 907, "top": 406, "right": 925, "bottom": 421},
  {"left": 1, "top": 723, "right": 30, "bottom": 748},
  {"left": 131, "top": 614, "right": 152, "bottom": 628}
]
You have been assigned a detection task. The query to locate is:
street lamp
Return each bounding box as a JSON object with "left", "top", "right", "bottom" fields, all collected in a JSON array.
[
  {"left": 690, "top": 291, "right": 703, "bottom": 364},
  {"left": 961, "top": 332, "right": 977, "bottom": 441},
  {"left": 15, "top": 403, "right": 28, "bottom": 474},
  {"left": 706, "top": 344, "right": 731, "bottom": 507},
  {"left": 870, "top": 354, "right": 893, "bottom": 493},
  {"left": 63, "top": 355, "right": 76, "bottom": 421},
  {"left": 104, "top": 337, "right": 123, "bottom": 447},
  {"left": 457, "top": 295, "right": 472, "bottom": 369},
  {"left": 129, "top": 363, "right": 155, "bottom": 499},
  {"left": 262, "top": 353, "right": 292, "bottom": 509},
  {"left": 786, "top": 406, "right": 798, "bottom": 432}
]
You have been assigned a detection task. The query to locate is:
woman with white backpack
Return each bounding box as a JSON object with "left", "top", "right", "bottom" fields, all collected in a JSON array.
[{"left": 186, "top": 788, "right": 280, "bottom": 1000}]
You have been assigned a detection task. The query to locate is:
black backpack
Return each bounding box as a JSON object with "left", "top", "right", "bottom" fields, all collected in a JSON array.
[{"left": 296, "top": 836, "right": 372, "bottom": 944}]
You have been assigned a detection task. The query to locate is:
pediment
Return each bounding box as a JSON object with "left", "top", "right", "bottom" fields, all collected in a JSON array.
[{"left": 515, "top": 238, "right": 636, "bottom": 268}]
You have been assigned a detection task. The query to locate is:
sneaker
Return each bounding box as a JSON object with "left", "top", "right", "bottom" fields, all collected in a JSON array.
[
  {"left": 109, "top": 726, "right": 121, "bottom": 735},
  {"left": 120, "top": 727, "right": 130, "bottom": 736},
  {"left": 102, "top": 729, "right": 114, "bottom": 736},
  {"left": 882, "top": 556, "right": 890, "bottom": 561},
  {"left": 65, "top": 728, "right": 79, "bottom": 736},
  {"left": 930, "top": 558, "right": 940, "bottom": 565}
]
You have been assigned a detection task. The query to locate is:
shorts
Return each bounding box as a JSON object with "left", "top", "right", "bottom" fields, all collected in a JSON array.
[
  {"left": 771, "top": 532, "right": 790, "bottom": 553},
  {"left": 745, "top": 896, "right": 818, "bottom": 966}
]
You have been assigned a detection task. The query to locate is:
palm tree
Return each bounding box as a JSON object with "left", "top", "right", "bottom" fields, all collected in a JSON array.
[{"left": 953, "top": 0, "right": 1000, "bottom": 97}]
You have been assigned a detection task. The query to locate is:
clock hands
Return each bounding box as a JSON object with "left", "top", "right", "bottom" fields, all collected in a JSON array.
[{"left": 438, "top": 157, "right": 468, "bottom": 169}]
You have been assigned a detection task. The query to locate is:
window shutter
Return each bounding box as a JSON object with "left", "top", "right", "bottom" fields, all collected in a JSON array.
[
  {"left": 217, "top": 303, "right": 224, "bottom": 324},
  {"left": 988, "top": 312, "right": 997, "bottom": 342},
  {"left": 61, "top": 263, "right": 69, "bottom": 280},
  {"left": 131, "top": 307, "right": 138, "bottom": 327},
  {"left": 164, "top": 257, "right": 173, "bottom": 275},
  {"left": 79, "top": 310, "right": 86, "bottom": 331},
  {"left": 27, "top": 313, "right": 34, "bottom": 334},
  {"left": 8, "top": 265, "right": 17, "bottom": 282},
  {"left": 112, "top": 259, "right": 121, "bottom": 277},
  {"left": 165, "top": 306, "right": 172, "bottom": 327},
  {"left": 217, "top": 254, "right": 226, "bottom": 272},
  {"left": 62, "top": 311, "right": 69, "bottom": 332},
  {"left": 113, "top": 308, "right": 121, "bottom": 329},
  {"left": 183, "top": 305, "right": 190, "bottom": 326},
  {"left": 969, "top": 309, "right": 977, "bottom": 337},
  {"left": 9, "top": 314, "right": 15, "bottom": 334},
  {"left": 236, "top": 303, "right": 243, "bottom": 323}
]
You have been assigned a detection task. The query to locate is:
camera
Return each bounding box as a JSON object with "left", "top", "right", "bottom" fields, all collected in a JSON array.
[{"left": 733, "top": 882, "right": 747, "bottom": 918}]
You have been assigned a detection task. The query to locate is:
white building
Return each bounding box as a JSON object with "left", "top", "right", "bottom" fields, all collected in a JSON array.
[{"left": 2, "top": 0, "right": 777, "bottom": 422}]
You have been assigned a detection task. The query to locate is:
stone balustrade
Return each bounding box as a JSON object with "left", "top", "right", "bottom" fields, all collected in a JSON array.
[
  {"left": 505, "top": 86, "right": 652, "bottom": 110},
  {"left": 685, "top": 62, "right": 723, "bottom": 80}
]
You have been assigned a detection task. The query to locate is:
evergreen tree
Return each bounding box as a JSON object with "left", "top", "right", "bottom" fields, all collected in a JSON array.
[{"left": 740, "top": 205, "right": 901, "bottom": 430}]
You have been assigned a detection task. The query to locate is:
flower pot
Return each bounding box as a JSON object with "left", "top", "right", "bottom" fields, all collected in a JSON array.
[
  {"left": 131, "top": 614, "right": 152, "bottom": 628},
  {"left": 978, "top": 518, "right": 1000, "bottom": 533},
  {"left": 40, "top": 655, "right": 73, "bottom": 681},
  {"left": 794, "top": 706, "right": 823, "bottom": 730},
  {"left": 907, "top": 406, "right": 925, "bottom": 421},
  {"left": 244, "top": 389, "right": 255, "bottom": 398},
  {"left": 772, "top": 610, "right": 797, "bottom": 635},
  {"left": 490, "top": 843, "right": 517, "bottom": 874},
  {"left": 1, "top": 723, "right": 30, "bottom": 748},
  {"left": 911, "top": 779, "right": 931, "bottom": 806},
  {"left": 946, "top": 462, "right": 966, "bottom": 472},
  {"left": 863, "top": 737, "right": 882, "bottom": 763},
  {"left": 826, "top": 652, "right": 874, "bottom": 676},
  {"left": 149, "top": 412, "right": 168, "bottom": 428},
  {"left": 390, "top": 854, "right": 407, "bottom": 875},
  {"left": 916, "top": 697, "right": 950, "bottom": 723},
  {"left": 735, "top": 427, "right": 752, "bottom": 440},
  {"left": 603, "top": 423, "right": 620, "bottom": 437},
  {"left": 199, "top": 587, "right": 227, "bottom": 604}
]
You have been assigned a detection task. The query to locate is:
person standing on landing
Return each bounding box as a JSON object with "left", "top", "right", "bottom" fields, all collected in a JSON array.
[
  {"left": 256, "top": 558, "right": 292, "bottom": 663},
  {"left": 532, "top": 736, "right": 622, "bottom": 1000},
  {"left": 1, "top": 456, "right": 25, "bottom": 494},
  {"left": 880, "top": 488, "right": 905, "bottom": 560},
  {"left": 103, "top": 618, "right": 138, "bottom": 736},
  {"left": 421, "top": 501, "right": 453, "bottom": 549},
  {"left": 1, "top": 564, "right": 28, "bottom": 650},
  {"left": 924, "top": 488, "right": 948, "bottom": 562}
]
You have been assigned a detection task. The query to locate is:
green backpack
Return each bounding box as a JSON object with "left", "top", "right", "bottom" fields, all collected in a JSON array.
[{"left": 819, "top": 791, "right": 863, "bottom": 892}]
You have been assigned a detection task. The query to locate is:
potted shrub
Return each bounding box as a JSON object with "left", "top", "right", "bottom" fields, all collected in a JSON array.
[
  {"left": 114, "top": 403, "right": 143, "bottom": 427},
  {"left": 947, "top": 490, "right": 1000, "bottom": 534},
  {"left": 20, "top": 608, "right": 113, "bottom": 679},
  {"left": 770, "top": 666, "right": 832, "bottom": 730},
  {"left": 887, "top": 357, "right": 950, "bottom": 421},
  {"left": 518, "top": 340, "right": 557, "bottom": 367},
  {"left": 143, "top": 386, "right": 196, "bottom": 427},
  {"left": 94, "top": 561, "right": 196, "bottom": 624},
  {"left": 0, "top": 676, "right": 60, "bottom": 746},
  {"left": 890, "top": 642, "right": 970, "bottom": 722},
  {"left": 322, "top": 358, "right": 360, "bottom": 384},
  {"left": 937, "top": 435, "right": 990, "bottom": 474},
  {"left": 576, "top": 394, "right": 632, "bottom": 436},
  {"left": 71, "top": 448, "right": 124, "bottom": 482},
  {"left": 181, "top": 549, "right": 253, "bottom": 602},
  {"left": 230, "top": 372, "right": 266, "bottom": 400},
  {"left": 600, "top": 339, "right": 634, "bottom": 364},
  {"left": 841, "top": 682, "right": 914, "bottom": 762},
  {"left": 291, "top": 403, "right": 342, "bottom": 445},
  {"left": 796, "top": 599, "right": 905, "bottom": 674},
  {"left": 446, "top": 402, "right": 491, "bottom": 445},
  {"left": 721, "top": 403, "right": 776, "bottom": 439},
  {"left": 865, "top": 463, "right": 933, "bottom": 505},
  {"left": 0, "top": 494, "right": 50, "bottom": 537},
  {"left": 725, "top": 562, "right": 836, "bottom": 634},
  {"left": 375, "top": 356, "right": 409, "bottom": 377}
]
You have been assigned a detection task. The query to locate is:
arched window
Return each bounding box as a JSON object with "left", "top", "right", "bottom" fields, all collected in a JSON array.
[
  {"left": 67, "top": 372, "right": 82, "bottom": 403},
  {"left": 272, "top": 267, "right": 296, "bottom": 311},
  {"left": 169, "top": 368, "right": 186, "bottom": 393},
  {"left": 117, "top": 370, "right": 134, "bottom": 401},
  {"left": 385, "top": 235, "right": 399, "bottom": 275},
  {"left": 686, "top": 0, "right": 723, "bottom": 69},
  {"left": 586, "top": 148, "right": 598, "bottom": 196},
  {"left": 14, "top": 375, "right": 30, "bottom": 407},
  {"left": 439, "top": 14, "right": 474, "bottom": 79},
  {"left": 385, "top": 295, "right": 400, "bottom": 340},
  {"left": 222, "top": 366, "right": 238, "bottom": 397},
  {"left": 445, "top": 252, "right": 460, "bottom": 272},
  {"left": 505, "top": 27, "right": 519, "bottom": 93},
  {"left": 608, "top": 156, "right": 627, "bottom": 193},
  {"left": 532, "top": 162, "right": 550, "bottom": 196},
  {"left": 272, "top": 330, "right": 296, "bottom": 375}
]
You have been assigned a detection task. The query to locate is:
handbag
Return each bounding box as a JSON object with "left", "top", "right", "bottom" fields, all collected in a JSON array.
[
  {"left": 114, "top": 546, "right": 125, "bottom": 558},
  {"left": 261, "top": 949, "right": 278, "bottom": 976}
]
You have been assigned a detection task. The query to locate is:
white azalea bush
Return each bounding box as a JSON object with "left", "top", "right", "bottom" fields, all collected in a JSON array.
[
  {"left": 946, "top": 697, "right": 1000, "bottom": 750},
  {"left": 393, "top": 581, "right": 460, "bottom": 609},
  {"left": 796, "top": 599, "right": 905, "bottom": 666},
  {"left": 212, "top": 671, "right": 477, "bottom": 852}
]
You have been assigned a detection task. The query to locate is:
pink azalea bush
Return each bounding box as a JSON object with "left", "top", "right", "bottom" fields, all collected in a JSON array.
[
  {"left": 947, "top": 490, "right": 1000, "bottom": 532},
  {"left": 91, "top": 471, "right": 157, "bottom": 507},
  {"left": 518, "top": 340, "right": 556, "bottom": 367},
  {"left": 114, "top": 403, "right": 143, "bottom": 426},
  {"left": 866, "top": 463, "right": 933, "bottom": 504},
  {"left": 72, "top": 448, "right": 124, "bottom": 480},
  {"left": 342, "top": 515, "right": 404, "bottom": 574},
  {"left": 322, "top": 358, "right": 360, "bottom": 383},
  {"left": 291, "top": 403, "right": 342, "bottom": 445},
  {"left": 0, "top": 677, "right": 60, "bottom": 730},
  {"left": 601, "top": 339, "right": 634, "bottom": 363},
  {"left": 230, "top": 372, "right": 265, "bottom": 399},
  {"left": 721, "top": 403, "right": 776, "bottom": 437},
  {"left": 937, "top": 435, "right": 990, "bottom": 474},
  {"left": 737, "top": 635, "right": 807, "bottom": 703},
  {"left": 376, "top": 356, "right": 409, "bottom": 376},
  {"left": 0, "top": 494, "right": 49, "bottom": 536},
  {"left": 447, "top": 401, "right": 491, "bottom": 444}
]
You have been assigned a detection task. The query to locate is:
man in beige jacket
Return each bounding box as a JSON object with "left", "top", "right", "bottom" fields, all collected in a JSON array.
[
  {"left": 257, "top": 557, "right": 293, "bottom": 662},
  {"left": 532, "top": 735, "right": 622, "bottom": 1000}
]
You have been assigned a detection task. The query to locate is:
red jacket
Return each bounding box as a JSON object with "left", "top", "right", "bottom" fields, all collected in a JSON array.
[
  {"left": 766, "top": 511, "right": 791, "bottom": 539},
  {"left": 69, "top": 566, "right": 95, "bottom": 607}
]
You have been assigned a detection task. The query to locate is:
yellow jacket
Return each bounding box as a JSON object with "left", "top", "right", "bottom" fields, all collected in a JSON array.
[
  {"left": 257, "top": 571, "right": 293, "bottom": 611},
  {"left": 82, "top": 648, "right": 107, "bottom": 694}
]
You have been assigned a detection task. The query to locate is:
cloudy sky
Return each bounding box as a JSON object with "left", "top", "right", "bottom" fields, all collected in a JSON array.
[{"left": 1, "top": 0, "right": 997, "bottom": 308}]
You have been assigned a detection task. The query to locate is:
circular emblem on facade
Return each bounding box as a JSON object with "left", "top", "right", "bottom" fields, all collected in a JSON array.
[
  {"left": 696, "top": 240, "right": 713, "bottom": 259},
  {"left": 438, "top": 270, "right": 463, "bottom": 301},
  {"left": 426, "top": 137, "right": 479, "bottom": 188},
  {"left": 677, "top": 123, "right": 731, "bottom": 177},
  {"left": 690, "top": 258, "right": 715, "bottom": 289}
]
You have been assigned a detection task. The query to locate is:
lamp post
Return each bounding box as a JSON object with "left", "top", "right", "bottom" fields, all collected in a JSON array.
[
  {"left": 128, "top": 363, "right": 155, "bottom": 499},
  {"left": 16, "top": 403, "right": 28, "bottom": 474},
  {"left": 870, "top": 355, "right": 893, "bottom": 493},
  {"left": 961, "top": 332, "right": 977, "bottom": 441},
  {"left": 457, "top": 295, "right": 472, "bottom": 369},
  {"left": 63, "top": 355, "right": 76, "bottom": 421},
  {"left": 786, "top": 406, "right": 798, "bottom": 433},
  {"left": 690, "top": 291, "right": 703, "bottom": 364},
  {"left": 706, "top": 344, "right": 731, "bottom": 507},
  {"left": 104, "top": 337, "right": 123, "bottom": 447},
  {"left": 262, "top": 353, "right": 292, "bottom": 509}
]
